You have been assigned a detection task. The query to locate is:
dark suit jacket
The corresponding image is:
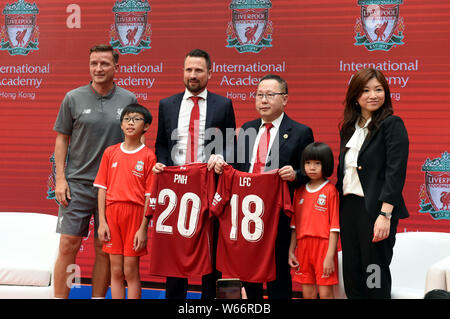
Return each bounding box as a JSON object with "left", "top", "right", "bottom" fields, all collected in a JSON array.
[
  {"left": 155, "top": 91, "right": 236, "bottom": 166},
  {"left": 235, "top": 113, "right": 314, "bottom": 195},
  {"left": 336, "top": 115, "right": 409, "bottom": 221}
]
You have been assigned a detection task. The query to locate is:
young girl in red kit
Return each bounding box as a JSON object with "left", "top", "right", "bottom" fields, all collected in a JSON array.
[{"left": 288, "top": 142, "right": 339, "bottom": 299}]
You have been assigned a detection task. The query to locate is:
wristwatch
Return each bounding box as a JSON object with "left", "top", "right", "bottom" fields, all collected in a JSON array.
[{"left": 379, "top": 211, "right": 392, "bottom": 219}]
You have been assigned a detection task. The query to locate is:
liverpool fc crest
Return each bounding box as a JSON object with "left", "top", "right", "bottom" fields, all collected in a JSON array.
[
  {"left": 0, "top": 0, "right": 39, "bottom": 56},
  {"left": 354, "top": 0, "right": 405, "bottom": 51},
  {"left": 226, "top": 0, "right": 273, "bottom": 53},
  {"left": 419, "top": 152, "right": 450, "bottom": 220},
  {"left": 110, "top": 0, "right": 151, "bottom": 55},
  {"left": 317, "top": 194, "right": 327, "bottom": 206},
  {"left": 135, "top": 160, "right": 144, "bottom": 172}
]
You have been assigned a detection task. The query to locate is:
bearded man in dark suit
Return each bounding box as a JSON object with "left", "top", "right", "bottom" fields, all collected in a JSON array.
[{"left": 153, "top": 49, "right": 236, "bottom": 299}]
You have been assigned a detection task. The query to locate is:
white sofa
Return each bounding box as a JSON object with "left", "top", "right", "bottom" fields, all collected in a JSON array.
[
  {"left": 425, "top": 255, "right": 450, "bottom": 293},
  {"left": 0, "top": 212, "right": 60, "bottom": 299},
  {"left": 334, "top": 231, "right": 450, "bottom": 299}
]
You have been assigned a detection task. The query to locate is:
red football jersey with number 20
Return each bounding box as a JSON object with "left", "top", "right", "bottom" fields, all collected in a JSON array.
[
  {"left": 210, "top": 165, "right": 293, "bottom": 283},
  {"left": 147, "top": 163, "right": 215, "bottom": 278}
]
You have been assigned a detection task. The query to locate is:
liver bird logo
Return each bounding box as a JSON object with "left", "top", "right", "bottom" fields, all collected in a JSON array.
[
  {"left": 126, "top": 27, "right": 138, "bottom": 45},
  {"left": 15, "top": 29, "right": 27, "bottom": 46},
  {"left": 244, "top": 24, "right": 258, "bottom": 44},
  {"left": 441, "top": 192, "right": 450, "bottom": 210},
  {"left": 374, "top": 21, "right": 388, "bottom": 41}
]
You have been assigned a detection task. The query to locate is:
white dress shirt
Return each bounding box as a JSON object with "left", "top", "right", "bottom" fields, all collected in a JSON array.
[
  {"left": 343, "top": 117, "right": 371, "bottom": 196},
  {"left": 172, "top": 88, "right": 208, "bottom": 165},
  {"left": 249, "top": 113, "right": 284, "bottom": 173}
]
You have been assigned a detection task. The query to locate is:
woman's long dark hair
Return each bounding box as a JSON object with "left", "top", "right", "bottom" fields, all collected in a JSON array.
[{"left": 339, "top": 68, "right": 393, "bottom": 143}]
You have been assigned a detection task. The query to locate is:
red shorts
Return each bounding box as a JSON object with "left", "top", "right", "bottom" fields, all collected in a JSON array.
[
  {"left": 103, "top": 202, "right": 147, "bottom": 257},
  {"left": 292, "top": 236, "right": 338, "bottom": 286}
]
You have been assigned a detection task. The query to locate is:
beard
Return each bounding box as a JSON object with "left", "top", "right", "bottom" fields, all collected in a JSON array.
[{"left": 184, "top": 79, "right": 206, "bottom": 94}]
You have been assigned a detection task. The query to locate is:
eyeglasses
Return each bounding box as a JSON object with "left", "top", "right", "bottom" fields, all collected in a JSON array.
[
  {"left": 122, "top": 117, "right": 144, "bottom": 123},
  {"left": 255, "top": 92, "right": 287, "bottom": 100}
]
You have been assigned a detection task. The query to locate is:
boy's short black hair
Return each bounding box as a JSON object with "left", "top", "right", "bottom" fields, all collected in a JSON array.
[
  {"left": 120, "top": 103, "right": 152, "bottom": 126},
  {"left": 300, "top": 142, "right": 334, "bottom": 178}
]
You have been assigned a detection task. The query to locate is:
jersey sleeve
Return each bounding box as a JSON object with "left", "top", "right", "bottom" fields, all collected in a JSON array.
[
  {"left": 210, "top": 165, "right": 233, "bottom": 217},
  {"left": 290, "top": 213, "right": 296, "bottom": 229},
  {"left": 328, "top": 184, "right": 340, "bottom": 233},
  {"left": 144, "top": 151, "right": 157, "bottom": 196},
  {"left": 280, "top": 179, "right": 294, "bottom": 217},
  {"left": 146, "top": 173, "right": 159, "bottom": 218},
  {"left": 206, "top": 166, "right": 216, "bottom": 211},
  {"left": 93, "top": 147, "right": 111, "bottom": 189},
  {"left": 290, "top": 189, "right": 299, "bottom": 229}
]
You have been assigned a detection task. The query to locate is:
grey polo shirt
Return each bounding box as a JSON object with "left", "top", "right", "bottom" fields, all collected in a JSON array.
[{"left": 53, "top": 83, "right": 137, "bottom": 184}]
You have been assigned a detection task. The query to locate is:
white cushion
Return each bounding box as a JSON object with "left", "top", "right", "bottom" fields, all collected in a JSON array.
[
  {"left": 391, "top": 232, "right": 450, "bottom": 296},
  {"left": 391, "top": 287, "right": 423, "bottom": 299},
  {"left": 0, "top": 285, "right": 54, "bottom": 299},
  {"left": 0, "top": 213, "right": 59, "bottom": 287},
  {"left": 0, "top": 267, "right": 51, "bottom": 287}
]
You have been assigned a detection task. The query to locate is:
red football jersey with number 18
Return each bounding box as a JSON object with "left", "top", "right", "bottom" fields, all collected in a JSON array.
[
  {"left": 210, "top": 165, "right": 293, "bottom": 283},
  {"left": 147, "top": 163, "right": 215, "bottom": 278}
]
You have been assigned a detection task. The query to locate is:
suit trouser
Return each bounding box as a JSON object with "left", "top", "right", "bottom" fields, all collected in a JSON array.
[
  {"left": 165, "top": 270, "right": 221, "bottom": 299},
  {"left": 340, "top": 194, "right": 398, "bottom": 299},
  {"left": 242, "top": 212, "right": 292, "bottom": 299},
  {"left": 165, "top": 219, "right": 221, "bottom": 299}
]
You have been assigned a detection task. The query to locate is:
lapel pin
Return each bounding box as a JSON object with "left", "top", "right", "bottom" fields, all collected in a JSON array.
[{"left": 283, "top": 134, "right": 288, "bottom": 139}]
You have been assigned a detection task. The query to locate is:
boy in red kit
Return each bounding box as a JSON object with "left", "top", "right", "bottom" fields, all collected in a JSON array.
[
  {"left": 94, "top": 103, "right": 156, "bottom": 299},
  {"left": 288, "top": 142, "right": 339, "bottom": 299}
]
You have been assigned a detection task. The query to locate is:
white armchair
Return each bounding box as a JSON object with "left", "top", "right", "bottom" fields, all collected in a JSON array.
[
  {"left": 334, "top": 231, "right": 450, "bottom": 299},
  {"left": 0, "top": 212, "right": 60, "bottom": 299}
]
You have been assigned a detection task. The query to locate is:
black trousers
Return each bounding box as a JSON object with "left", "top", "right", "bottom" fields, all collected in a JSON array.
[
  {"left": 165, "top": 270, "right": 221, "bottom": 299},
  {"left": 340, "top": 195, "right": 398, "bottom": 299},
  {"left": 165, "top": 219, "right": 221, "bottom": 299},
  {"left": 242, "top": 212, "right": 292, "bottom": 299}
]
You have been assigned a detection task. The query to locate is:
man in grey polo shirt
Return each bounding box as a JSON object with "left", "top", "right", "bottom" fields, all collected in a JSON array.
[{"left": 52, "top": 44, "right": 137, "bottom": 299}]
